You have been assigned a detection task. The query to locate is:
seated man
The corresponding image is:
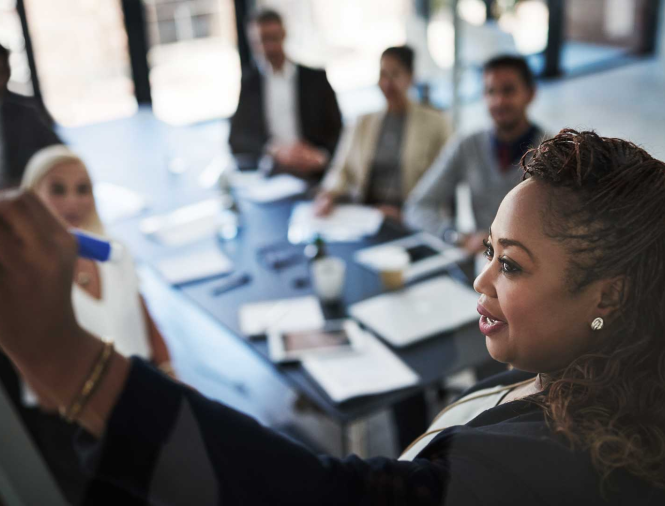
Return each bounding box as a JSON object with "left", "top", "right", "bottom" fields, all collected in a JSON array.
[
  {"left": 0, "top": 43, "right": 62, "bottom": 189},
  {"left": 229, "top": 9, "right": 342, "bottom": 177},
  {"left": 404, "top": 55, "right": 549, "bottom": 253}
]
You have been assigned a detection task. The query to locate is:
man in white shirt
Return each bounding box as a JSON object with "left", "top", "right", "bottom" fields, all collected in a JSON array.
[{"left": 229, "top": 10, "right": 343, "bottom": 177}]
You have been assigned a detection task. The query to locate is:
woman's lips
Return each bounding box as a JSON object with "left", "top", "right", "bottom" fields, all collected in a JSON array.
[{"left": 477, "top": 303, "right": 507, "bottom": 336}]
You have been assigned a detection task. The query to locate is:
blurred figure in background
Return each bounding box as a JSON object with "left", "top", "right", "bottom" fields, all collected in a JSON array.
[
  {"left": 0, "top": 43, "right": 61, "bottom": 189},
  {"left": 405, "top": 55, "right": 549, "bottom": 253},
  {"left": 315, "top": 46, "right": 450, "bottom": 222},
  {"left": 229, "top": 9, "right": 342, "bottom": 177}
]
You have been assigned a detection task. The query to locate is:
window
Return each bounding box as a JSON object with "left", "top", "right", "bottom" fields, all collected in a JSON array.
[
  {"left": 0, "top": 0, "right": 33, "bottom": 96},
  {"left": 23, "top": 0, "right": 137, "bottom": 126},
  {"left": 143, "top": 0, "right": 241, "bottom": 125}
]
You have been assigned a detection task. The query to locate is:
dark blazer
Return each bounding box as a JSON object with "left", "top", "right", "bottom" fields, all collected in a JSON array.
[
  {"left": 0, "top": 91, "right": 62, "bottom": 188},
  {"left": 229, "top": 63, "right": 343, "bottom": 159},
  {"left": 0, "top": 352, "right": 143, "bottom": 505},
  {"left": 77, "top": 359, "right": 665, "bottom": 505}
]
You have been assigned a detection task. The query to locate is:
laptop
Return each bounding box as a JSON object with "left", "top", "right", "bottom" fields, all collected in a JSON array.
[
  {"left": 0, "top": 384, "right": 68, "bottom": 506},
  {"left": 349, "top": 276, "right": 480, "bottom": 348}
]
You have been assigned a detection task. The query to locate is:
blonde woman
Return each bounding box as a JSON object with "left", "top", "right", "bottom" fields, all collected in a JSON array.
[{"left": 21, "top": 145, "right": 172, "bottom": 381}]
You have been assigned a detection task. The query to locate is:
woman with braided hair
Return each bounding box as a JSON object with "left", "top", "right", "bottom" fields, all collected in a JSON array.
[{"left": 0, "top": 129, "right": 663, "bottom": 504}]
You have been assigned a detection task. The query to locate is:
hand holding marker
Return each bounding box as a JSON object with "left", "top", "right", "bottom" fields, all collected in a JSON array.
[{"left": 73, "top": 230, "right": 123, "bottom": 262}]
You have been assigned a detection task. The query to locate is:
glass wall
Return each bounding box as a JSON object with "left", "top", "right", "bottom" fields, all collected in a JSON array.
[
  {"left": 0, "top": 0, "right": 33, "bottom": 96},
  {"left": 143, "top": 0, "right": 241, "bottom": 125},
  {"left": 562, "top": 0, "right": 651, "bottom": 73},
  {"left": 22, "top": 0, "right": 137, "bottom": 127},
  {"left": 256, "top": 0, "right": 430, "bottom": 116}
]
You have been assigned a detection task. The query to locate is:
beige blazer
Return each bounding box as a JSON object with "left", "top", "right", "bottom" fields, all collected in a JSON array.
[{"left": 322, "top": 102, "right": 451, "bottom": 203}]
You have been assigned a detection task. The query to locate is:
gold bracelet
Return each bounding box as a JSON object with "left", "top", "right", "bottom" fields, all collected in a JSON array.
[
  {"left": 157, "top": 361, "right": 175, "bottom": 376},
  {"left": 61, "top": 341, "right": 114, "bottom": 424}
]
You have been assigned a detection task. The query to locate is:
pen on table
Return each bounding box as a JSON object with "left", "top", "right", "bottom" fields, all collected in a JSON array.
[
  {"left": 72, "top": 230, "right": 123, "bottom": 262},
  {"left": 212, "top": 272, "right": 252, "bottom": 296}
]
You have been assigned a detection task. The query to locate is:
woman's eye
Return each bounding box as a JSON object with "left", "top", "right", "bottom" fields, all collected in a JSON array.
[
  {"left": 483, "top": 239, "right": 493, "bottom": 260},
  {"left": 499, "top": 258, "right": 520, "bottom": 274},
  {"left": 50, "top": 184, "right": 66, "bottom": 196}
]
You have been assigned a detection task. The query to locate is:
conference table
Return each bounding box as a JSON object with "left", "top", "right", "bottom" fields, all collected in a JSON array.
[{"left": 105, "top": 171, "right": 493, "bottom": 454}]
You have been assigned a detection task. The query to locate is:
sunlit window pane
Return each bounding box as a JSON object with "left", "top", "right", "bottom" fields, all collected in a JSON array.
[
  {"left": 144, "top": 0, "right": 241, "bottom": 126},
  {"left": 258, "top": 0, "right": 409, "bottom": 93},
  {"left": 23, "top": 0, "right": 137, "bottom": 127}
]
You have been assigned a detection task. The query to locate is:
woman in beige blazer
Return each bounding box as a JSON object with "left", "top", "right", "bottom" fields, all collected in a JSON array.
[{"left": 315, "top": 46, "right": 450, "bottom": 221}]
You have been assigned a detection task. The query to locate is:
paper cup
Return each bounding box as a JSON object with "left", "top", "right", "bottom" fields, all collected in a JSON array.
[
  {"left": 311, "top": 257, "right": 347, "bottom": 302},
  {"left": 374, "top": 247, "right": 410, "bottom": 290}
]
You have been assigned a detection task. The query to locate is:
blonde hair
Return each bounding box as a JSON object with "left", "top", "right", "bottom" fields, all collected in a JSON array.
[{"left": 22, "top": 145, "right": 105, "bottom": 235}]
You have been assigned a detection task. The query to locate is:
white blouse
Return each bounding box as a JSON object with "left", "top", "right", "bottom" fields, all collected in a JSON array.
[
  {"left": 399, "top": 379, "right": 535, "bottom": 461},
  {"left": 22, "top": 246, "right": 151, "bottom": 406},
  {"left": 71, "top": 249, "right": 151, "bottom": 360}
]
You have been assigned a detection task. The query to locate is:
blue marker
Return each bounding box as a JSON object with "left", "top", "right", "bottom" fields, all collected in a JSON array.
[{"left": 72, "top": 230, "right": 123, "bottom": 263}]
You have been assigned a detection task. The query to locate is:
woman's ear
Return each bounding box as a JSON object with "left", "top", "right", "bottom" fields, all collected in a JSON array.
[{"left": 595, "top": 276, "right": 627, "bottom": 322}]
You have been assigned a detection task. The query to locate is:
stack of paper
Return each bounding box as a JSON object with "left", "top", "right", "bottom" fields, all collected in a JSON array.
[
  {"left": 141, "top": 199, "right": 221, "bottom": 246},
  {"left": 288, "top": 203, "right": 384, "bottom": 244},
  {"left": 303, "top": 328, "right": 419, "bottom": 403},
  {"left": 236, "top": 174, "right": 308, "bottom": 203},
  {"left": 155, "top": 248, "right": 234, "bottom": 285},
  {"left": 349, "top": 276, "right": 480, "bottom": 347},
  {"left": 238, "top": 296, "right": 325, "bottom": 337}
]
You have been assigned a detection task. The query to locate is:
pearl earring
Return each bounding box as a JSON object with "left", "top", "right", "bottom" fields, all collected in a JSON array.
[{"left": 591, "top": 317, "right": 604, "bottom": 331}]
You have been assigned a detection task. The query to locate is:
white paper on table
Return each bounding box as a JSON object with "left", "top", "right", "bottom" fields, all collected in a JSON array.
[
  {"left": 237, "top": 174, "right": 308, "bottom": 203},
  {"left": 94, "top": 182, "right": 149, "bottom": 224},
  {"left": 349, "top": 276, "right": 480, "bottom": 348},
  {"left": 288, "top": 203, "right": 384, "bottom": 244},
  {"left": 238, "top": 296, "right": 325, "bottom": 337},
  {"left": 303, "top": 328, "right": 419, "bottom": 403},
  {"left": 140, "top": 199, "right": 221, "bottom": 246},
  {"left": 155, "top": 248, "right": 234, "bottom": 285}
]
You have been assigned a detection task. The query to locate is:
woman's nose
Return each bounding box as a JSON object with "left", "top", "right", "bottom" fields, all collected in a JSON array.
[{"left": 473, "top": 259, "right": 496, "bottom": 298}]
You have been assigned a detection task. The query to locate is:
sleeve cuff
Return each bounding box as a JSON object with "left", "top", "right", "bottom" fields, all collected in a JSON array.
[{"left": 75, "top": 358, "right": 184, "bottom": 495}]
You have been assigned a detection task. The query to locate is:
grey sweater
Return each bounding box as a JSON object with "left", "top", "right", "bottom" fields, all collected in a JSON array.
[{"left": 404, "top": 126, "right": 549, "bottom": 236}]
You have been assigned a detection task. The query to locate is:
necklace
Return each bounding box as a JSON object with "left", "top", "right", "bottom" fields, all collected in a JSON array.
[{"left": 77, "top": 271, "right": 92, "bottom": 287}]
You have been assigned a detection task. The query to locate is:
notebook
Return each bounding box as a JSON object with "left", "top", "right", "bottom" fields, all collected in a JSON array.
[
  {"left": 238, "top": 296, "right": 325, "bottom": 337},
  {"left": 155, "top": 248, "right": 234, "bottom": 286},
  {"left": 349, "top": 276, "right": 480, "bottom": 347}
]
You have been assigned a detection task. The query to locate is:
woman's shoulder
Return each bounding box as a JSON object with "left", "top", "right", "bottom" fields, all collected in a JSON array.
[
  {"left": 409, "top": 102, "right": 447, "bottom": 122},
  {"left": 422, "top": 412, "right": 665, "bottom": 505}
]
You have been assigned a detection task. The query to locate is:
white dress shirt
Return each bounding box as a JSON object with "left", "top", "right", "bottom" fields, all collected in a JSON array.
[
  {"left": 263, "top": 59, "right": 300, "bottom": 146},
  {"left": 399, "top": 379, "right": 534, "bottom": 461}
]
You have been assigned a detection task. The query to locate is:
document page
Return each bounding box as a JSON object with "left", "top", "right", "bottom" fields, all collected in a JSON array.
[
  {"left": 155, "top": 248, "right": 234, "bottom": 285},
  {"left": 303, "top": 328, "right": 419, "bottom": 402},
  {"left": 288, "top": 203, "right": 384, "bottom": 243},
  {"left": 239, "top": 296, "right": 325, "bottom": 337}
]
